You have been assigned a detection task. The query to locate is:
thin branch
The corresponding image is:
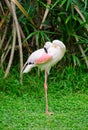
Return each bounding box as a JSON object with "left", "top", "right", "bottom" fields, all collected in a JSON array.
[
  {"left": 4, "top": 0, "right": 13, "bottom": 15},
  {"left": 75, "top": 37, "right": 88, "bottom": 68},
  {"left": 74, "top": 4, "right": 88, "bottom": 68},
  {"left": 19, "top": 25, "right": 31, "bottom": 53},
  {"left": 5, "top": 0, "right": 31, "bottom": 53},
  {"left": 0, "top": 23, "right": 8, "bottom": 49},
  {"left": 0, "top": 1, "right": 5, "bottom": 14},
  {"left": 4, "top": 21, "right": 16, "bottom": 78},
  {"left": 1, "top": 45, "right": 11, "bottom": 69},
  {"left": 11, "top": 1, "right": 23, "bottom": 83},
  {"left": 74, "top": 5, "right": 85, "bottom": 21},
  {"left": 1, "top": 36, "right": 11, "bottom": 68},
  {"left": 0, "top": 11, "right": 9, "bottom": 28},
  {"left": 78, "top": 45, "right": 88, "bottom": 68},
  {"left": 39, "top": 0, "right": 51, "bottom": 29},
  {"left": 74, "top": 4, "right": 88, "bottom": 31}
]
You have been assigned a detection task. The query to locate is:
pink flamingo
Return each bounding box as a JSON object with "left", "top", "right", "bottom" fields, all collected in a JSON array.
[{"left": 23, "top": 40, "right": 66, "bottom": 115}]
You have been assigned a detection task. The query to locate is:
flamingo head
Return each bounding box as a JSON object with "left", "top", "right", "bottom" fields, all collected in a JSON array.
[
  {"left": 52, "top": 40, "right": 66, "bottom": 49},
  {"left": 44, "top": 42, "right": 52, "bottom": 49},
  {"left": 44, "top": 42, "right": 52, "bottom": 53}
]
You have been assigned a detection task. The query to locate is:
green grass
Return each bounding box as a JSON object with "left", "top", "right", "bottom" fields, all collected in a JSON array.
[
  {"left": 0, "top": 92, "right": 88, "bottom": 130},
  {"left": 0, "top": 66, "right": 88, "bottom": 130}
]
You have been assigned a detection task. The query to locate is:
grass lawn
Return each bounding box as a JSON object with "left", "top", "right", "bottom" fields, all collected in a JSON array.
[
  {"left": 0, "top": 67, "right": 88, "bottom": 130},
  {"left": 0, "top": 92, "right": 88, "bottom": 130}
]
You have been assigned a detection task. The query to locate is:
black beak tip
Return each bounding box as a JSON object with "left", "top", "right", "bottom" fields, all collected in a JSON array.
[{"left": 44, "top": 47, "right": 48, "bottom": 53}]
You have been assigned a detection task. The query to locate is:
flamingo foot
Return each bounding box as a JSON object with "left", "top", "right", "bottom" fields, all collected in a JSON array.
[{"left": 46, "top": 111, "right": 54, "bottom": 115}]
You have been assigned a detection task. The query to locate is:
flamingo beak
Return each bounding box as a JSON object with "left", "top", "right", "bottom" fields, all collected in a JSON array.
[{"left": 44, "top": 47, "right": 48, "bottom": 53}]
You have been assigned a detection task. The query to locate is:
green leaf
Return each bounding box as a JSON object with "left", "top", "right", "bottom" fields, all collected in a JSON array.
[
  {"left": 65, "top": 15, "right": 72, "bottom": 24},
  {"left": 60, "top": 0, "right": 67, "bottom": 7},
  {"left": 51, "top": 0, "right": 60, "bottom": 9},
  {"left": 23, "top": 31, "right": 37, "bottom": 43},
  {"left": 72, "top": 55, "right": 81, "bottom": 66},
  {"left": 66, "top": 0, "right": 72, "bottom": 11}
]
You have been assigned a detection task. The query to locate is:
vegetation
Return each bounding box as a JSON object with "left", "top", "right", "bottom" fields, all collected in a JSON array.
[
  {"left": 0, "top": 0, "right": 88, "bottom": 80},
  {"left": 0, "top": 0, "right": 88, "bottom": 129},
  {"left": 0, "top": 67, "right": 88, "bottom": 129},
  {"left": 0, "top": 92, "right": 88, "bottom": 129}
]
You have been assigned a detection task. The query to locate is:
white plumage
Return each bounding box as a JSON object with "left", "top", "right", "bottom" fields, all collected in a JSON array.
[{"left": 23, "top": 40, "right": 66, "bottom": 115}]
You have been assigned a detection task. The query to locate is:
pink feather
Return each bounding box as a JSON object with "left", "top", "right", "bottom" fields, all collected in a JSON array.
[{"left": 34, "top": 54, "right": 52, "bottom": 64}]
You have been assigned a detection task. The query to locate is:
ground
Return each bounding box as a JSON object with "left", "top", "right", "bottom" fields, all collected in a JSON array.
[
  {"left": 0, "top": 92, "right": 88, "bottom": 130},
  {"left": 0, "top": 67, "right": 88, "bottom": 130}
]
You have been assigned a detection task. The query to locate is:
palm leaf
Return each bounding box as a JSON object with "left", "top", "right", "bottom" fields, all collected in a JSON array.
[{"left": 11, "top": 0, "right": 34, "bottom": 25}]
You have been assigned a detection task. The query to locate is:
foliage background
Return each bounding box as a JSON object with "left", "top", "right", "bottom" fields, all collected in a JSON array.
[
  {"left": 0, "top": 1, "right": 88, "bottom": 129},
  {"left": 0, "top": 0, "right": 88, "bottom": 80}
]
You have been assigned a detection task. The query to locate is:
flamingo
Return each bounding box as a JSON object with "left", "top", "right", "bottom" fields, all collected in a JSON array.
[{"left": 23, "top": 40, "right": 66, "bottom": 115}]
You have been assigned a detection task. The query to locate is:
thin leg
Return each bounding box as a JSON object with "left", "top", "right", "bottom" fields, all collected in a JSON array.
[{"left": 44, "top": 70, "right": 53, "bottom": 115}]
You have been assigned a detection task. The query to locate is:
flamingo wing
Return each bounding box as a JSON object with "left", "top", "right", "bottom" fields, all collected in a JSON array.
[{"left": 34, "top": 53, "right": 52, "bottom": 64}]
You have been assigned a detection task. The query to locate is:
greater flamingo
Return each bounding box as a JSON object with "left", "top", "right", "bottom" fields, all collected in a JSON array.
[{"left": 23, "top": 40, "right": 66, "bottom": 115}]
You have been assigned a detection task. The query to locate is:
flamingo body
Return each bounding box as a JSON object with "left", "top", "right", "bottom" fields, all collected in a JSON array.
[
  {"left": 23, "top": 40, "right": 66, "bottom": 73},
  {"left": 23, "top": 40, "right": 66, "bottom": 114}
]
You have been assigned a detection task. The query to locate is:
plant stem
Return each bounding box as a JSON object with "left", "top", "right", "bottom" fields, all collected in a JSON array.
[
  {"left": 39, "top": 0, "right": 51, "bottom": 29},
  {"left": 11, "top": 1, "right": 23, "bottom": 83}
]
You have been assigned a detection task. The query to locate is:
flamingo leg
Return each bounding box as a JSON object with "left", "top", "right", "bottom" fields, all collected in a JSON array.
[{"left": 44, "top": 70, "right": 53, "bottom": 115}]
